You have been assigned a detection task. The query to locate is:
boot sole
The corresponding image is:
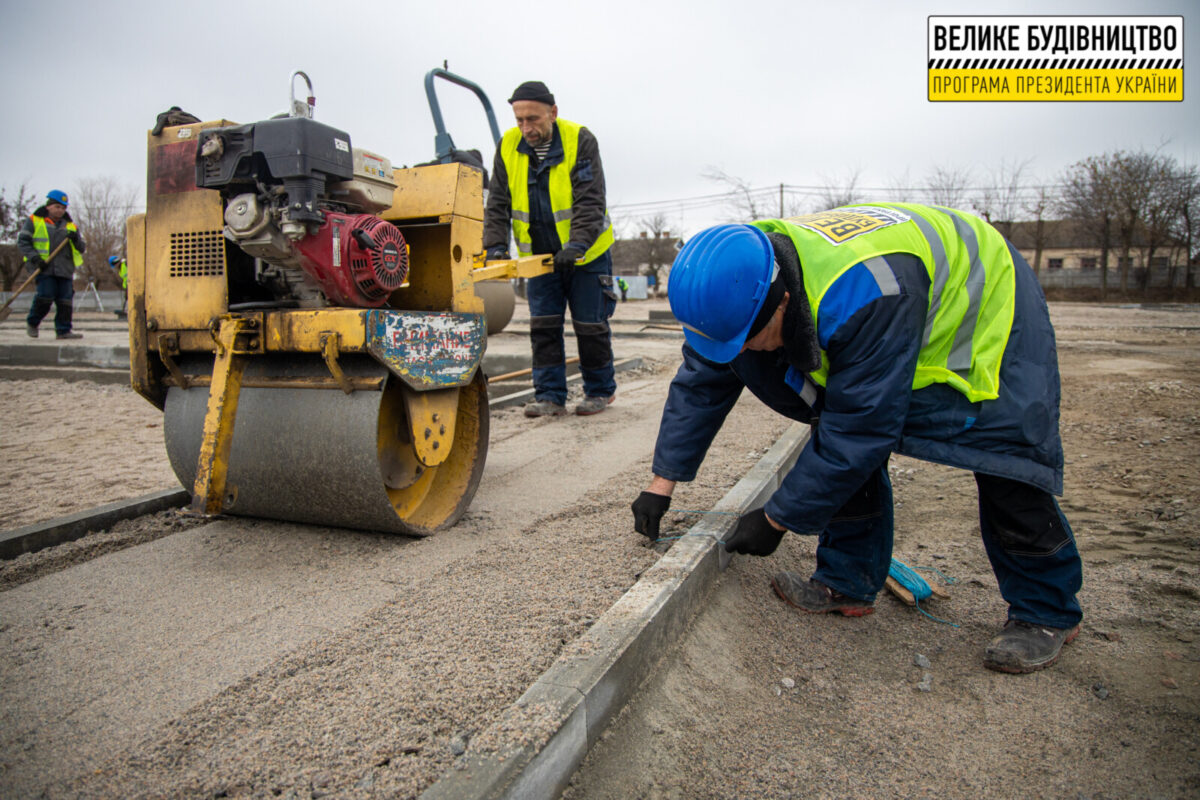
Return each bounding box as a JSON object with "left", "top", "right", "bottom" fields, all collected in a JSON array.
[
  {"left": 770, "top": 575, "right": 875, "bottom": 617},
  {"left": 523, "top": 405, "right": 567, "bottom": 418},
  {"left": 983, "top": 625, "right": 1080, "bottom": 674}
]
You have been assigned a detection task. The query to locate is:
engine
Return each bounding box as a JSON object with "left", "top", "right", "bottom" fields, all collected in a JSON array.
[{"left": 195, "top": 116, "right": 407, "bottom": 307}]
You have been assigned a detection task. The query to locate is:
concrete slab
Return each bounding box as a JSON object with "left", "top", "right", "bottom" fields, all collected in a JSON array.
[{"left": 420, "top": 423, "right": 809, "bottom": 800}]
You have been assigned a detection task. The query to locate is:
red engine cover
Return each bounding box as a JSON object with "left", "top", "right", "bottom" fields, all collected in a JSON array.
[{"left": 291, "top": 212, "right": 409, "bottom": 307}]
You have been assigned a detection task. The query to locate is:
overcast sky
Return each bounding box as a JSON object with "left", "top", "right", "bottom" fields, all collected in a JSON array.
[{"left": 2, "top": 0, "right": 1195, "bottom": 237}]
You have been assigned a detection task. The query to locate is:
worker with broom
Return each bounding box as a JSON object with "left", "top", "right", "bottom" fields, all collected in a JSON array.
[{"left": 18, "top": 190, "right": 85, "bottom": 340}]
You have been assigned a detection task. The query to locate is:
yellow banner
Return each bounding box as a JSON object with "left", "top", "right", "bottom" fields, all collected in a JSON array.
[{"left": 929, "top": 69, "right": 1183, "bottom": 102}]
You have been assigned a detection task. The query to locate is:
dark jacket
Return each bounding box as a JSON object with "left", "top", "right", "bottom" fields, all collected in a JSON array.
[
  {"left": 17, "top": 205, "right": 86, "bottom": 279},
  {"left": 651, "top": 243, "right": 1065, "bottom": 536},
  {"left": 484, "top": 121, "right": 607, "bottom": 260}
]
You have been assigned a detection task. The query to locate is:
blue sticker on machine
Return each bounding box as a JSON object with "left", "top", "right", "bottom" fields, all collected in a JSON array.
[{"left": 366, "top": 310, "right": 486, "bottom": 389}]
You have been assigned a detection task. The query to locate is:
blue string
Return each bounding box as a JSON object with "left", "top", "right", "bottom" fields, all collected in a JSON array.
[
  {"left": 914, "top": 564, "right": 958, "bottom": 586},
  {"left": 890, "top": 557, "right": 960, "bottom": 628},
  {"left": 914, "top": 603, "right": 960, "bottom": 627},
  {"left": 889, "top": 558, "right": 932, "bottom": 600}
]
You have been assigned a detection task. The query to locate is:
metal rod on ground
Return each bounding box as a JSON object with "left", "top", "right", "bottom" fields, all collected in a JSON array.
[
  {"left": 0, "top": 239, "right": 71, "bottom": 321},
  {"left": 490, "top": 356, "right": 580, "bottom": 383}
]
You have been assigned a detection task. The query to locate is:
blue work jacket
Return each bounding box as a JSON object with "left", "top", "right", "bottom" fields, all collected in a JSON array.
[{"left": 651, "top": 246, "right": 1065, "bottom": 536}]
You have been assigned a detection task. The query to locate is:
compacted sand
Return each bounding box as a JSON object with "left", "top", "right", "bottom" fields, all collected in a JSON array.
[{"left": 1, "top": 303, "right": 1198, "bottom": 798}]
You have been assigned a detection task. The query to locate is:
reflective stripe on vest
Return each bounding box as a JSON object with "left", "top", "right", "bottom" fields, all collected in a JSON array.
[
  {"left": 26, "top": 215, "right": 83, "bottom": 267},
  {"left": 752, "top": 203, "right": 1016, "bottom": 403},
  {"left": 500, "top": 119, "right": 614, "bottom": 264}
]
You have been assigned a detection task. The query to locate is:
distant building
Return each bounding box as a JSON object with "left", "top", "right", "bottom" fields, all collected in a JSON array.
[
  {"left": 1005, "top": 219, "right": 1187, "bottom": 274},
  {"left": 1000, "top": 219, "right": 1194, "bottom": 291},
  {"left": 611, "top": 230, "right": 683, "bottom": 297}
]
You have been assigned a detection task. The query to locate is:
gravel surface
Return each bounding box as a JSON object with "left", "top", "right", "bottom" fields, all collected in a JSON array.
[
  {"left": 0, "top": 378, "right": 179, "bottom": 530},
  {"left": 2, "top": 303, "right": 1197, "bottom": 799},
  {"left": 0, "top": 344, "right": 791, "bottom": 798}
]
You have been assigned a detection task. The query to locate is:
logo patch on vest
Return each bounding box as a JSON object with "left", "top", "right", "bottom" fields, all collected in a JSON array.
[{"left": 786, "top": 206, "right": 912, "bottom": 245}]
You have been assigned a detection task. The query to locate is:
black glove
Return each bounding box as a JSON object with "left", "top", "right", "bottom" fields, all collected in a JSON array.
[
  {"left": 552, "top": 247, "right": 581, "bottom": 272},
  {"left": 722, "top": 508, "right": 786, "bottom": 556},
  {"left": 66, "top": 230, "right": 80, "bottom": 243},
  {"left": 486, "top": 247, "right": 508, "bottom": 260},
  {"left": 631, "top": 491, "right": 671, "bottom": 540},
  {"left": 27, "top": 256, "right": 44, "bottom": 272},
  {"left": 151, "top": 105, "right": 202, "bottom": 136}
]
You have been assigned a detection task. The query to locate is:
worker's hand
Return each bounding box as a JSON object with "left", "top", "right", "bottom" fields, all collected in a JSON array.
[
  {"left": 723, "top": 508, "right": 786, "bottom": 556},
  {"left": 553, "top": 247, "right": 581, "bottom": 272},
  {"left": 26, "top": 257, "right": 43, "bottom": 272},
  {"left": 486, "top": 246, "right": 508, "bottom": 261},
  {"left": 66, "top": 229, "right": 80, "bottom": 243},
  {"left": 631, "top": 491, "right": 672, "bottom": 540}
]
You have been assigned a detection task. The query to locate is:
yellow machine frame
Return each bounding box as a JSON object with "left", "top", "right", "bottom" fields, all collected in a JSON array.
[{"left": 127, "top": 121, "right": 550, "bottom": 524}]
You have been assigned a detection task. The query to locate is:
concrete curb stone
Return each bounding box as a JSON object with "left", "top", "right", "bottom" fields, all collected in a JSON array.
[{"left": 0, "top": 487, "right": 190, "bottom": 560}]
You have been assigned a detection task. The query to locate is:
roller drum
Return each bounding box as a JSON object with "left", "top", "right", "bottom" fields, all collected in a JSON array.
[{"left": 164, "top": 356, "right": 488, "bottom": 535}]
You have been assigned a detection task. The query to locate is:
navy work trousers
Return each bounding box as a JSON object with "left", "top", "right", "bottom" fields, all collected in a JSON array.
[
  {"left": 812, "top": 456, "right": 1083, "bottom": 629},
  {"left": 525, "top": 250, "right": 618, "bottom": 405},
  {"left": 27, "top": 274, "right": 75, "bottom": 335}
]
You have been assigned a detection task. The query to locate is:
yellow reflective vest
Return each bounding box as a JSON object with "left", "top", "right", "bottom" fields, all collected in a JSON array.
[
  {"left": 26, "top": 215, "right": 84, "bottom": 268},
  {"left": 752, "top": 203, "right": 1016, "bottom": 403},
  {"left": 499, "top": 119, "right": 614, "bottom": 265}
]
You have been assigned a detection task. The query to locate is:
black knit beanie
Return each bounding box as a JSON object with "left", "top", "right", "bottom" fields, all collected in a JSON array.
[{"left": 508, "top": 81, "right": 556, "bottom": 105}]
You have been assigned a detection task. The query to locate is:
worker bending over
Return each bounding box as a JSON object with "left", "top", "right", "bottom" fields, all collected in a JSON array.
[{"left": 632, "top": 203, "right": 1083, "bottom": 674}]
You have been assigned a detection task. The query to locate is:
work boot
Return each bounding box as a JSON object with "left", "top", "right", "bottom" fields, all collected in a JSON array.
[
  {"left": 523, "top": 399, "right": 567, "bottom": 418},
  {"left": 56, "top": 332, "right": 83, "bottom": 340},
  {"left": 26, "top": 325, "right": 38, "bottom": 338},
  {"left": 575, "top": 395, "right": 614, "bottom": 416},
  {"left": 983, "top": 619, "right": 1080, "bottom": 674},
  {"left": 770, "top": 572, "right": 875, "bottom": 617}
]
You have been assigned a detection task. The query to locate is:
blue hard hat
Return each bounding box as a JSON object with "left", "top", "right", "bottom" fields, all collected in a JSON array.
[
  {"left": 668, "top": 224, "right": 776, "bottom": 363},
  {"left": 108, "top": 255, "right": 120, "bottom": 267},
  {"left": 46, "top": 189, "right": 69, "bottom": 207}
]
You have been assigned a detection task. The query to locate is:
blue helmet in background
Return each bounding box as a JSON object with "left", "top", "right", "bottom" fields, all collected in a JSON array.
[
  {"left": 108, "top": 256, "right": 121, "bottom": 267},
  {"left": 46, "top": 189, "right": 69, "bottom": 207},
  {"left": 668, "top": 224, "right": 776, "bottom": 363}
]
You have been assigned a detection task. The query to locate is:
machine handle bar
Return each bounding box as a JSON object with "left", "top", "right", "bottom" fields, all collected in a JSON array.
[{"left": 424, "top": 67, "right": 503, "bottom": 163}]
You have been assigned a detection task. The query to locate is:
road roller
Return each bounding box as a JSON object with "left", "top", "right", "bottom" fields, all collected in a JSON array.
[{"left": 126, "top": 70, "right": 549, "bottom": 534}]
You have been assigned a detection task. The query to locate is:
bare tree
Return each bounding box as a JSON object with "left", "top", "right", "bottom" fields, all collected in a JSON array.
[
  {"left": 1021, "top": 185, "right": 1058, "bottom": 275},
  {"left": 1170, "top": 161, "right": 1200, "bottom": 291},
  {"left": 0, "top": 183, "right": 35, "bottom": 291},
  {"left": 1105, "top": 151, "right": 1159, "bottom": 292},
  {"left": 813, "top": 168, "right": 863, "bottom": 212},
  {"left": 702, "top": 166, "right": 768, "bottom": 221},
  {"left": 1136, "top": 155, "right": 1185, "bottom": 294},
  {"left": 973, "top": 158, "right": 1032, "bottom": 241},
  {"left": 1058, "top": 154, "right": 1116, "bottom": 300},
  {"left": 72, "top": 176, "right": 140, "bottom": 290},
  {"left": 637, "top": 213, "right": 678, "bottom": 295},
  {"left": 923, "top": 165, "right": 973, "bottom": 209},
  {"left": 885, "top": 169, "right": 917, "bottom": 203}
]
